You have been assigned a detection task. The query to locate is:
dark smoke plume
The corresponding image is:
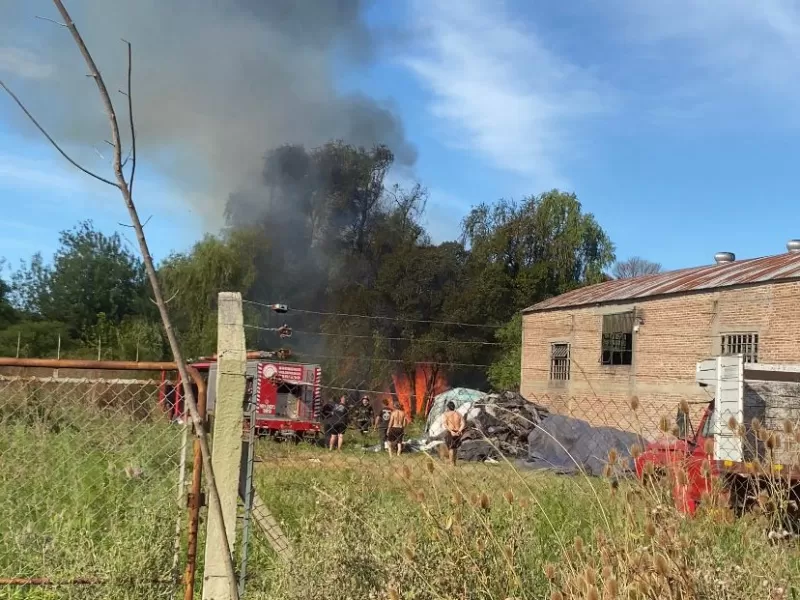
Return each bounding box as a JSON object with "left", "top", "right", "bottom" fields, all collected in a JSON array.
[{"left": 0, "top": 0, "right": 416, "bottom": 221}]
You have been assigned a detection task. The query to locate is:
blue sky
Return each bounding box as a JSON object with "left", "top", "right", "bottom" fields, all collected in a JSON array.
[{"left": 2, "top": 0, "right": 800, "bottom": 275}]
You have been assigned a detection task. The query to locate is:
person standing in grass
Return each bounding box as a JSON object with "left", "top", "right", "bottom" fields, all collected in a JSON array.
[
  {"left": 329, "top": 395, "right": 349, "bottom": 451},
  {"left": 442, "top": 401, "right": 465, "bottom": 466},
  {"left": 375, "top": 397, "right": 393, "bottom": 451},
  {"left": 386, "top": 401, "right": 408, "bottom": 457},
  {"left": 355, "top": 395, "right": 374, "bottom": 436}
]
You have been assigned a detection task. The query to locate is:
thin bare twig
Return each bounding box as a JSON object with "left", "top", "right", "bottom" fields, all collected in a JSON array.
[
  {"left": 0, "top": 80, "right": 118, "bottom": 187},
  {"left": 35, "top": 15, "right": 67, "bottom": 27},
  {"left": 93, "top": 147, "right": 105, "bottom": 161},
  {"left": 122, "top": 39, "right": 137, "bottom": 194},
  {"left": 45, "top": 2, "right": 240, "bottom": 598}
]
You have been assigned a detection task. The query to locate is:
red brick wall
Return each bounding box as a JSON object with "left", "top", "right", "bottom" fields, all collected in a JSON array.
[{"left": 521, "top": 281, "right": 800, "bottom": 437}]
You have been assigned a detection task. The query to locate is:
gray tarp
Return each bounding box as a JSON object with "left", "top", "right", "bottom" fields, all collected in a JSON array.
[{"left": 522, "top": 414, "right": 642, "bottom": 476}]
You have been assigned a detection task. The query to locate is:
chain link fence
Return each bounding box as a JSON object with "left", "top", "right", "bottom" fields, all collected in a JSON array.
[
  {"left": 229, "top": 301, "right": 800, "bottom": 599},
  {"left": 0, "top": 365, "right": 191, "bottom": 599}
]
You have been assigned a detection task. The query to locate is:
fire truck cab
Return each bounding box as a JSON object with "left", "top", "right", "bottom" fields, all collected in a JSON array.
[{"left": 162, "top": 357, "right": 322, "bottom": 441}]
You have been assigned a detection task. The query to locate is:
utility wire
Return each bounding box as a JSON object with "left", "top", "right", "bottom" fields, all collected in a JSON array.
[{"left": 242, "top": 299, "right": 501, "bottom": 329}]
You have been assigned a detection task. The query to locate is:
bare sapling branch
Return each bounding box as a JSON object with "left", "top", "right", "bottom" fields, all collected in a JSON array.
[
  {"left": 0, "top": 2, "right": 241, "bottom": 598},
  {"left": 0, "top": 80, "right": 118, "bottom": 187}
]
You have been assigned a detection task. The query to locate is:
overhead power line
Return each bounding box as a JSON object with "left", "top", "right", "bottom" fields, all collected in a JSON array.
[{"left": 242, "top": 299, "right": 501, "bottom": 329}]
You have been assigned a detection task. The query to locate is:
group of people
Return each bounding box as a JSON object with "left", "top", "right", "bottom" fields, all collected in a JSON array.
[{"left": 319, "top": 395, "right": 466, "bottom": 464}]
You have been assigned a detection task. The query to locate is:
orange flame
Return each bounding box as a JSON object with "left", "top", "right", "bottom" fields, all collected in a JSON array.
[{"left": 392, "top": 365, "right": 449, "bottom": 418}]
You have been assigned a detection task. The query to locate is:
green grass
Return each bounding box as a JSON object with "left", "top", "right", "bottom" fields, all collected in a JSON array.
[
  {"left": 2, "top": 408, "right": 799, "bottom": 600},
  {"left": 240, "top": 439, "right": 800, "bottom": 600},
  {"left": 0, "top": 398, "right": 187, "bottom": 600}
]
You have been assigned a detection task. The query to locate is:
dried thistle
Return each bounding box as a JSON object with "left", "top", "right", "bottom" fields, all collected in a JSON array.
[
  {"left": 766, "top": 433, "right": 779, "bottom": 451},
  {"left": 601, "top": 565, "right": 612, "bottom": 580},
  {"left": 783, "top": 419, "right": 795, "bottom": 435},
  {"left": 658, "top": 416, "right": 670, "bottom": 434},
  {"left": 479, "top": 492, "right": 491, "bottom": 511},
  {"left": 402, "top": 546, "right": 415, "bottom": 562},
  {"left": 629, "top": 396, "right": 640, "bottom": 411},
  {"left": 703, "top": 438, "right": 714, "bottom": 456},
  {"left": 728, "top": 415, "right": 739, "bottom": 431},
  {"left": 583, "top": 567, "right": 597, "bottom": 587},
  {"left": 388, "top": 587, "right": 400, "bottom": 600},
  {"left": 758, "top": 428, "right": 770, "bottom": 443},
  {"left": 608, "top": 448, "right": 619, "bottom": 465},
  {"left": 425, "top": 460, "right": 435, "bottom": 475},
  {"left": 504, "top": 490, "right": 515, "bottom": 505},
  {"left": 675, "top": 469, "right": 688, "bottom": 486},
  {"left": 544, "top": 563, "right": 557, "bottom": 581},
  {"left": 604, "top": 576, "right": 619, "bottom": 598},
  {"left": 654, "top": 554, "right": 670, "bottom": 577},
  {"left": 630, "top": 443, "right": 642, "bottom": 459},
  {"left": 574, "top": 536, "right": 585, "bottom": 555},
  {"left": 586, "top": 585, "right": 599, "bottom": 600},
  {"left": 644, "top": 520, "right": 657, "bottom": 539},
  {"left": 679, "top": 399, "right": 690, "bottom": 414},
  {"left": 752, "top": 417, "right": 762, "bottom": 432},
  {"left": 401, "top": 465, "right": 412, "bottom": 480},
  {"left": 602, "top": 464, "right": 613, "bottom": 478},
  {"left": 550, "top": 592, "right": 564, "bottom": 600}
]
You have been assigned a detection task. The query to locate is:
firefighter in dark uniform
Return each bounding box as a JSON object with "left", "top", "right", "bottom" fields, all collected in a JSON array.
[{"left": 354, "top": 396, "right": 375, "bottom": 436}]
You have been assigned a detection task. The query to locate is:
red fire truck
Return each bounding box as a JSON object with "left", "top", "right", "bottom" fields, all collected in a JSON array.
[{"left": 159, "top": 354, "right": 323, "bottom": 441}]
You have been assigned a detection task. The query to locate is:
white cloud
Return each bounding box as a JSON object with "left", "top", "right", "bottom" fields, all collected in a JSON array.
[
  {"left": 611, "top": 0, "right": 800, "bottom": 122},
  {"left": 401, "top": 0, "right": 614, "bottom": 187},
  {"left": 0, "top": 154, "right": 91, "bottom": 195},
  {"left": 0, "top": 47, "right": 53, "bottom": 80}
]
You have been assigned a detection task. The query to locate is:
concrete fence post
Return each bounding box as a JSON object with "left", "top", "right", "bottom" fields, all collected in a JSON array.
[{"left": 203, "top": 292, "right": 246, "bottom": 600}]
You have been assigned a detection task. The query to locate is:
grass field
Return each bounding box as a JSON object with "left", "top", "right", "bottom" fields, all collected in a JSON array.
[
  {"left": 241, "top": 437, "right": 800, "bottom": 600},
  {"left": 1, "top": 406, "right": 799, "bottom": 599},
  {"left": 0, "top": 386, "right": 186, "bottom": 600}
]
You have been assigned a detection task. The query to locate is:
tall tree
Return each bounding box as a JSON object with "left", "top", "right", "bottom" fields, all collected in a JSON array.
[
  {"left": 458, "top": 190, "right": 615, "bottom": 390},
  {"left": 612, "top": 256, "right": 662, "bottom": 279},
  {"left": 11, "top": 221, "right": 148, "bottom": 336},
  {"left": 158, "top": 229, "right": 260, "bottom": 358}
]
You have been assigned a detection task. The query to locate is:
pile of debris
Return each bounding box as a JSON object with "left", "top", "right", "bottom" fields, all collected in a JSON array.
[
  {"left": 423, "top": 388, "right": 642, "bottom": 474},
  {"left": 424, "top": 389, "right": 549, "bottom": 462}
]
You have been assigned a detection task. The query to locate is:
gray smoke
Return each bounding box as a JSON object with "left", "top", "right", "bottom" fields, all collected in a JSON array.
[{"left": 0, "top": 0, "right": 416, "bottom": 221}]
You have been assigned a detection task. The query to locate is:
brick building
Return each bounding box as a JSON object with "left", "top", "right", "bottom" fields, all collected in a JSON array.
[{"left": 520, "top": 244, "right": 800, "bottom": 435}]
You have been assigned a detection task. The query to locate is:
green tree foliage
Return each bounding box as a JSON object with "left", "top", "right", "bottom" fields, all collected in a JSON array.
[
  {"left": 12, "top": 221, "right": 148, "bottom": 336},
  {"left": 158, "top": 230, "right": 261, "bottom": 358},
  {"left": 459, "top": 191, "right": 615, "bottom": 386}
]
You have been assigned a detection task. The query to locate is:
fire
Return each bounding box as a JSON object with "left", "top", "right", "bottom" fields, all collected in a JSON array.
[{"left": 391, "top": 365, "right": 449, "bottom": 418}]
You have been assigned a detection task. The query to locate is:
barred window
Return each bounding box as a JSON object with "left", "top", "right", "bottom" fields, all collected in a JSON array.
[
  {"left": 601, "top": 312, "right": 634, "bottom": 366},
  {"left": 550, "top": 343, "right": 571, "bottom": 381},
  {"left": 721, "top": 333, "right": 759, "bottom": 364}
]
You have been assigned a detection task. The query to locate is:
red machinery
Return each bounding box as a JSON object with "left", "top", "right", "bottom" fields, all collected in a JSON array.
[
  {"left": 159, "top": 355, "right": 322, "bottom": 440},
  {"left": 634, "top": 356, "right": 799, "bottom": 528}
]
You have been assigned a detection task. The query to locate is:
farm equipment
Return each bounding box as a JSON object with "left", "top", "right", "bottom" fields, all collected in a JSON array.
[
  {"left": 159, "top": 353, "right": 322, "bottom": 441},
  {"left": 635, "top": 355, "right": 800, "bottom": 530}
]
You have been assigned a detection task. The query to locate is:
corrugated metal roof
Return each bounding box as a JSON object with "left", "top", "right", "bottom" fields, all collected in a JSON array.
[{"left": 524, "top": 252, "right": 800, "bottom": 313}]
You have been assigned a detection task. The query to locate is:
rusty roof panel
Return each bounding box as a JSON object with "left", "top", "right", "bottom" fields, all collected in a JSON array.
[{"left": 524, "top": 252, "right": 800, "bottom": 312}]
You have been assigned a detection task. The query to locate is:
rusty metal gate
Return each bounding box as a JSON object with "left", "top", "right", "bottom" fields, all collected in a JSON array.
[{"left": 0, "top": 358, "right": 206, "bottom": 599}]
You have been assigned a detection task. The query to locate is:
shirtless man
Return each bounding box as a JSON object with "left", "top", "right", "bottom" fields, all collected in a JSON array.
[
  {"left": 442, "top": 401, "right": 465, "bottom": 466},
  {"left": 385, "top": 401, "right": 408, "bottom": 457}
]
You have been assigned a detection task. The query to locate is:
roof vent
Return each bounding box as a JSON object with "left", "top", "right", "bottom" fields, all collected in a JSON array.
[
  {"left": 714, "top": 252, "right": 735, "bottom": 264},
  {"left": 787, "top": 240, "right": 800, "bottom": 253}
]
